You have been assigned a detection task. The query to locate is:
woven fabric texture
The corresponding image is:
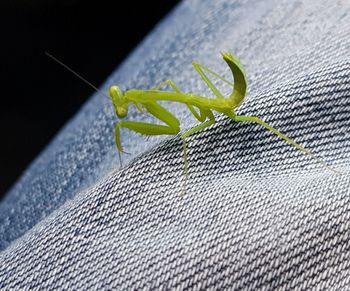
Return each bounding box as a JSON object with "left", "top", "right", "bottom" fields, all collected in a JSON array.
[{"left": 1, "top": 0, "right": 350, "bottom": 289}]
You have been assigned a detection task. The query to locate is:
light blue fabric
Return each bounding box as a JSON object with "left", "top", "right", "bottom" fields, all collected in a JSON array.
[{"left": 1, "top": 0, "right": 350, "bottom": 289}]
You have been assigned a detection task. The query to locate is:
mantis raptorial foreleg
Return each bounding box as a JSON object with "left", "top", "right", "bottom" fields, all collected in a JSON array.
[
  {"left": 115, "top": 102, "right": 180, "bottom": 165},
  {"left": 233, "top": 115, "right": 339, "bottom": 174}
]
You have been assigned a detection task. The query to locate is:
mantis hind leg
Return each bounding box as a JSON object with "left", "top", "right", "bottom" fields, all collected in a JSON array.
[
  {"left": 152, "top": 79, "right": 181, "bottom": 92},
  {"left": 193, "top": 54, "right": 248, "bottom": 107},
  {"left": 192, "top": 61, "right": 234, "bottom": 99},
  {"left": 233, "top": 115, "right": 338, "bottom": 174}
]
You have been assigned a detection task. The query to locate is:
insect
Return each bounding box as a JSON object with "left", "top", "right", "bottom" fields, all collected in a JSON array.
[
  {"left": 108, "top": 53, "right": 337, "bottom": 177},
  {"left": 47, "top": 52, "right": 338, "bottom": 193}
]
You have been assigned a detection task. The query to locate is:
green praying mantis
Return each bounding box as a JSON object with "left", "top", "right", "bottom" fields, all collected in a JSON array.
[{"left": 47, "top": 52, "right": 338, "bottom": 192}]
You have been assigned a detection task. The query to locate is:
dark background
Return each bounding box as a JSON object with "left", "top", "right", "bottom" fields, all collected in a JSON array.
[{"left": 0, "top": 0, "right": 180, "bottom": 199}]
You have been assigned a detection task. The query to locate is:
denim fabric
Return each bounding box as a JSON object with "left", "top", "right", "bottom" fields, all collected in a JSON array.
[{"left": 1, "top": 0, "right": 350, "bottom": 289}]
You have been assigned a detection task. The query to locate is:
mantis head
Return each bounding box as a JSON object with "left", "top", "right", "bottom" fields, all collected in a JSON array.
[{"left": 109, "top": 85, "right": 129, "bottom": 118}]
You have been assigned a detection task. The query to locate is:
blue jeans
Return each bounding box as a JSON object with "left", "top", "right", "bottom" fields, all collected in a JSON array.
[{"left": 1, "top": 0, "right": 350, "bottom": 289}]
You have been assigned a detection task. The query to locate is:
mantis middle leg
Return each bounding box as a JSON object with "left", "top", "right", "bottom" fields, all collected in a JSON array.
[
  {"left": 180, "top": 110, "right": 215, "bottom": 192},
  {"left": 151, "top": 79, "right": 218, "bottom": 192},
  {"left": 152, "top": 79, "right": 207, "bottom": 122}
]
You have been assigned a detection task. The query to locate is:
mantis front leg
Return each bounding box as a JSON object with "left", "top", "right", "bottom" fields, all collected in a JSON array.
[
  {"left": 115, "top": 101, "right": 193, "bottom": 195},
  {"left": 115, "top": 102, "right": 180, "bottom": 156}
]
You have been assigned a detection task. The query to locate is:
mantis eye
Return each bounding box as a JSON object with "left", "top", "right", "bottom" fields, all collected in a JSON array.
[{"left": 109, "top": 85, "right": 123, "bottom": 102}]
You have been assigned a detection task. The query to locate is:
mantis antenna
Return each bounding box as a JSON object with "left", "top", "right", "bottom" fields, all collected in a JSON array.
[
  {"left": 45, "top": 52, "right": 110, "bottom": 100},
  {"left": 46, "top": 51, "right": 127, "bottom": 167}
]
